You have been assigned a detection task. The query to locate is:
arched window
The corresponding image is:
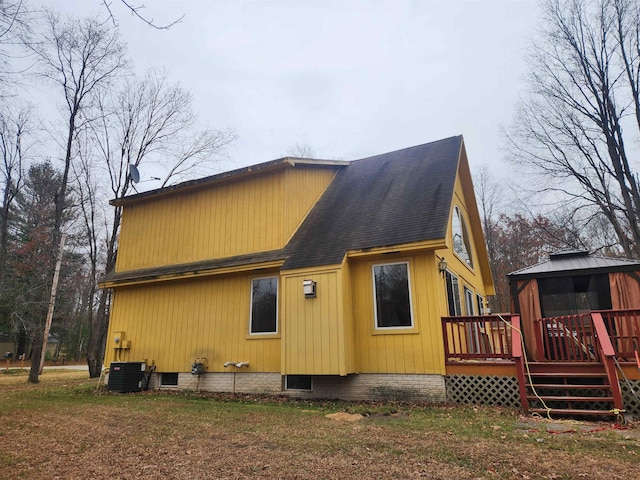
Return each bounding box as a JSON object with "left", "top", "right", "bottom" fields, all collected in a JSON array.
[{"left": 452, "top": 206, "right": 473, "bottom": 268}]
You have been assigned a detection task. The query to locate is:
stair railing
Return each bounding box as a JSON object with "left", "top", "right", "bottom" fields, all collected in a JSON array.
[
  {"left": 591, "top": 312, "right": 624, "bottom": 411},
  {"left": 597, "top": 309, "right": 640, "bottom": 361}
]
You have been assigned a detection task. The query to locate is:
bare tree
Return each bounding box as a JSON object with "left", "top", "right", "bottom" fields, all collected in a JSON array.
[
  {"left": 0, "top": 104, "right": 31, "bottom": 347},
  {"left": 23, "top": 10, "right": 126, "bottom": 383},
  {"left": 71, "top": 133, "right": 106, "bottom": 375},
  {"left": 0, "top": 0, "right": 31, "bottom": 90},
  {"left": 507, "top": 0, "right": 640, "bottom": 258},
  {"left": 286, "top": 142, "right": 316, "bottom": 158},
  {"left": 473, "top": 165, "right": 504, "bottom": 310},
  {"left": 79, "top": 70, "right": 234, "bottom": 377},
  {"left": 101, "top": 0, "right": 184, "bottom": 30},
  {"left": 473, "top": 166, "right": 502, "bottom": 265},
  {"left": 0, "top": 105, "right": 30, "bottom": 275}
]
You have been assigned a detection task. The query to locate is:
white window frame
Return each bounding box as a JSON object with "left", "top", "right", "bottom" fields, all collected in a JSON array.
[
  {"left": 372, "top": 261, "right": 414, "bottom": 330},
  {"left": 452, "top": 205, "right": 474, "bottom": 269},
  {"left": 476, "top": 293, "right": 485, "bottom": 315},
  {"left": 464, "top": 286, "right": 483, "bottom": 354},
  {"left": 464, "top": 286, "right": 475, "bottom": 316},
  {"left": 249, "top": 276, "right": 279, "bottom": 335},
  {"left": 445, "top": 270, "right": 462, "bottom": 316}
]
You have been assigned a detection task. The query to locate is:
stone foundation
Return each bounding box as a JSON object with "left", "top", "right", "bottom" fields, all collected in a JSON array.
[{"left": 136, "top": 372, "right": 447, "bottom": 402}]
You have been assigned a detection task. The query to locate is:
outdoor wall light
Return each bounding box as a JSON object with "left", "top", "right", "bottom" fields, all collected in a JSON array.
[
  {"left": 438, "top": 257, "right": 447, "bottom": 277},
  {"left": 303, "top": 279, "right": 316, "bottom": 298}
]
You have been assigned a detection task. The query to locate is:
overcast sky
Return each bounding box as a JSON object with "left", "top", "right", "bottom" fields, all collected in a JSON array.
[{"left": 39, "top": 0, "right": 540, "bottom": 182}]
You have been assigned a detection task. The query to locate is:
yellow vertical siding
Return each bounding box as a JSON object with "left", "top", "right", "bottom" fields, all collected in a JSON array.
[
  {"left": 281, "top": 268, "right": 351, "bottom": 375},
  {"left": 104, "top": 273, "right": 281, "bottom": 372},
  {"left": 437, "top": 173, "right": 490, "bottom": 307},
  {"left": 341, "top": 260, "right": 356, "bottom": 374},
  {"left": 349, "top": 254, "right": 446, "bottom": 375},
  {"left": 282, "top": 167, "right": 338, "bottom": 242},
  {"left": 115, "top": 166, "right": 338, "bottom": 272}
]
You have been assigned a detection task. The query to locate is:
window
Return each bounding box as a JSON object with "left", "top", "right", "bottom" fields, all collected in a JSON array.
[
  {"left": 285, "top": 375, "right": 312, "bottom": 391},
  {"left": 452, "top": 206, "right": 473, "bottom": 268},
  {"left": 160, "top": 372, "right": 179, "bottom": 387},
  {"left": 476, "top": 293, "right": 485, "bottom": 315},
  {"left": 373, "top": 262, "right": 413, "bottom": 328},
  {"left": 250, "top": 277, "right": 278, "bottom": 334},
  {"left": 464, "top": 286, "right": 483, "bottom": 353},
  {"left": 464, "top": 287, "right": 475, "bottom": 316},
  {"left": 445, "top": 270, "right": 462, "bottom": 316}
]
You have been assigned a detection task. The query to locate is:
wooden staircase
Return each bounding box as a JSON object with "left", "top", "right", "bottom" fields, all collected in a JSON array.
[
  {"left": 524, "top": 362, "right": 619, "bottom": 418},
  {"left": 512, "top": 312, "right": 626, "bottom": 419}
]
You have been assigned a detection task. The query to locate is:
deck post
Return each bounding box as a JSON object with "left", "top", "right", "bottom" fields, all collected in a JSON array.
[
  {"left": 442, "top": 322, "right": 450, "bottom": 360},
  {"left": 533, "top": 318, "right": 545, "bottom": 362},
  {"left": 511, "top": 315, "right": 529, "bottom": 413}
]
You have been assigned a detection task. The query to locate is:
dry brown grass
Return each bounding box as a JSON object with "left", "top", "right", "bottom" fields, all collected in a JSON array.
[
  {"left": 0, "top": 370, "right": 638, "bottom": 479},
  {"left": 0, "top": 368, "right": 88, "bottom": 386}
]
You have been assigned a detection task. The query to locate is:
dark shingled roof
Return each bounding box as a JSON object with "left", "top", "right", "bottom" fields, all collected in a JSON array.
[
  {"left": 101, "top": 249, "right": 286, "bottom": 286},
  {"left": 282, "top": 136, "right": 462, "bottom": 270},
  {"left": 508, "top": 250, "right": 640, "bottom": 279}
]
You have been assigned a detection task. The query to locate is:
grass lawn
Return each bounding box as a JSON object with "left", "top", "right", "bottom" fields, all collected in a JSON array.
[{"left": 0, "top": 369, "right": 638, "bottom": 479}]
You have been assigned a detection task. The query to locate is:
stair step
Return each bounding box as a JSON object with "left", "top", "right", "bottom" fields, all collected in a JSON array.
[
  {"left": 527, "top": 395, "right": 613, "bottom": 402},
  {"left": 527, "top": 363, "right": 604, "bottom": 369},
  {"left": 526, "top": 371, "right": 607, "bottom": 378},
  {"left": 529, "top": 407, "right": 617, "bottom": 417},
  {"left": 527, "top": 383, "right": 611, "bottom": 390}
]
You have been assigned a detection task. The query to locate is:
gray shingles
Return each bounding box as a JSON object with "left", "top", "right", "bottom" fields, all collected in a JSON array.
[
  {"left": 101, "top": 249, "right": 286, "bottom": 286},
  {"left": 282, "top": 136, "right": 462, "bottom": 270},
  {"left": 508, "top": 250, "right": 640, "bottom": 279}
]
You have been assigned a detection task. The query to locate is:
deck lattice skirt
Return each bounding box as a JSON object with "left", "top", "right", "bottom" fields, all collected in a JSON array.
[
  {"left": 445, "top": 375, "right": 520, "bottom": 408},
  {"left": 621, "top": 380, "right": 640, "bottom": 416}
]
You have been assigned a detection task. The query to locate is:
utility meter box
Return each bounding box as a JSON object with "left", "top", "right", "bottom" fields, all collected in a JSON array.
[{"left": 113, "top": 331, "right": 125, "bottom": 348}]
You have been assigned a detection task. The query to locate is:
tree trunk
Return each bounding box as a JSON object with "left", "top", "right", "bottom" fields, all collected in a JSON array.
[
  {"left": 27, "top": 328, "right": 43, "bottom": 384},
  {"left": 87, "top": 290, "right": 110, "bottom": 378}
]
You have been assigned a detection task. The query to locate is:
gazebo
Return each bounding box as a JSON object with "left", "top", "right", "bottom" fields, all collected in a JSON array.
[
  {"left": 508, "top": 250, "right": 640, "bottom": 361},
  {"left": 442, "top": 250, "right": 640, "bottom": 418}
]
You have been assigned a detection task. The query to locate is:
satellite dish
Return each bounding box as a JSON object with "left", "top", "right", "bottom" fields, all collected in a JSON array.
[{"left": 129, "top": 164, "right": 140, "bottom": 183}]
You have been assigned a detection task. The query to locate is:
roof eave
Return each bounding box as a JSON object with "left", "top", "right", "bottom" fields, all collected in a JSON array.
[
  {"left": 346, "top": 238, "right": 447, "bottom": 258},
  {"left": 111, "top": 158, "right": 350, "bottom": 207}
]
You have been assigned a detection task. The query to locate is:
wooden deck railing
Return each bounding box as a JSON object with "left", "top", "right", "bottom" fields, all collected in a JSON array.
[
  {"left": 533, "top": 314, "right": 598, "bottom": 362},
  {"left": 534, "top": 310, "right": 640, "bottom": 362},
  {"left": 442, "top": 314, "right": 517, "bottom": 361},
  {"left": 596, "top": 309, "right": 640, "bottom": 362}
]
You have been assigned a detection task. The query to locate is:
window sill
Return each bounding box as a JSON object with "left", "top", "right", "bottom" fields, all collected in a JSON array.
[
  {"left": 247, "top": 333, "right": 280, "bottom": 340},
  {"left": 453, "top": 251, "right": 475, "bottom": 275},
  {"left": 372, "top": 328, "right": 419, "bottom": 335}
]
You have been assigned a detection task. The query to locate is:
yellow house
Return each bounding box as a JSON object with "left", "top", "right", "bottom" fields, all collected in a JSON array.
[{"left": 100, "top": 135, "right": 494, "bottom": 400}]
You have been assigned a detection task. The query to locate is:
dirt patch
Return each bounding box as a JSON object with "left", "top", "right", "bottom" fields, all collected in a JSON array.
[
  {"left": 517, "top": 415, "right": 640, "bottom": 440},
  {"left": 325, "top": 412, "right": 363, "bottom": 422}
]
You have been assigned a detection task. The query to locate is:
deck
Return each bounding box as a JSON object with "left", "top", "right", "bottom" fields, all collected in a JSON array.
[{"left": 442, "top": 310, "right": 640, "bottom": 417}]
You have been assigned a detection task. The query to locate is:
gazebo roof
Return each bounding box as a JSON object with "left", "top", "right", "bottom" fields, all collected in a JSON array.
[{"left": 508, "top": 250, "right": 640, "bottom": 280}]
